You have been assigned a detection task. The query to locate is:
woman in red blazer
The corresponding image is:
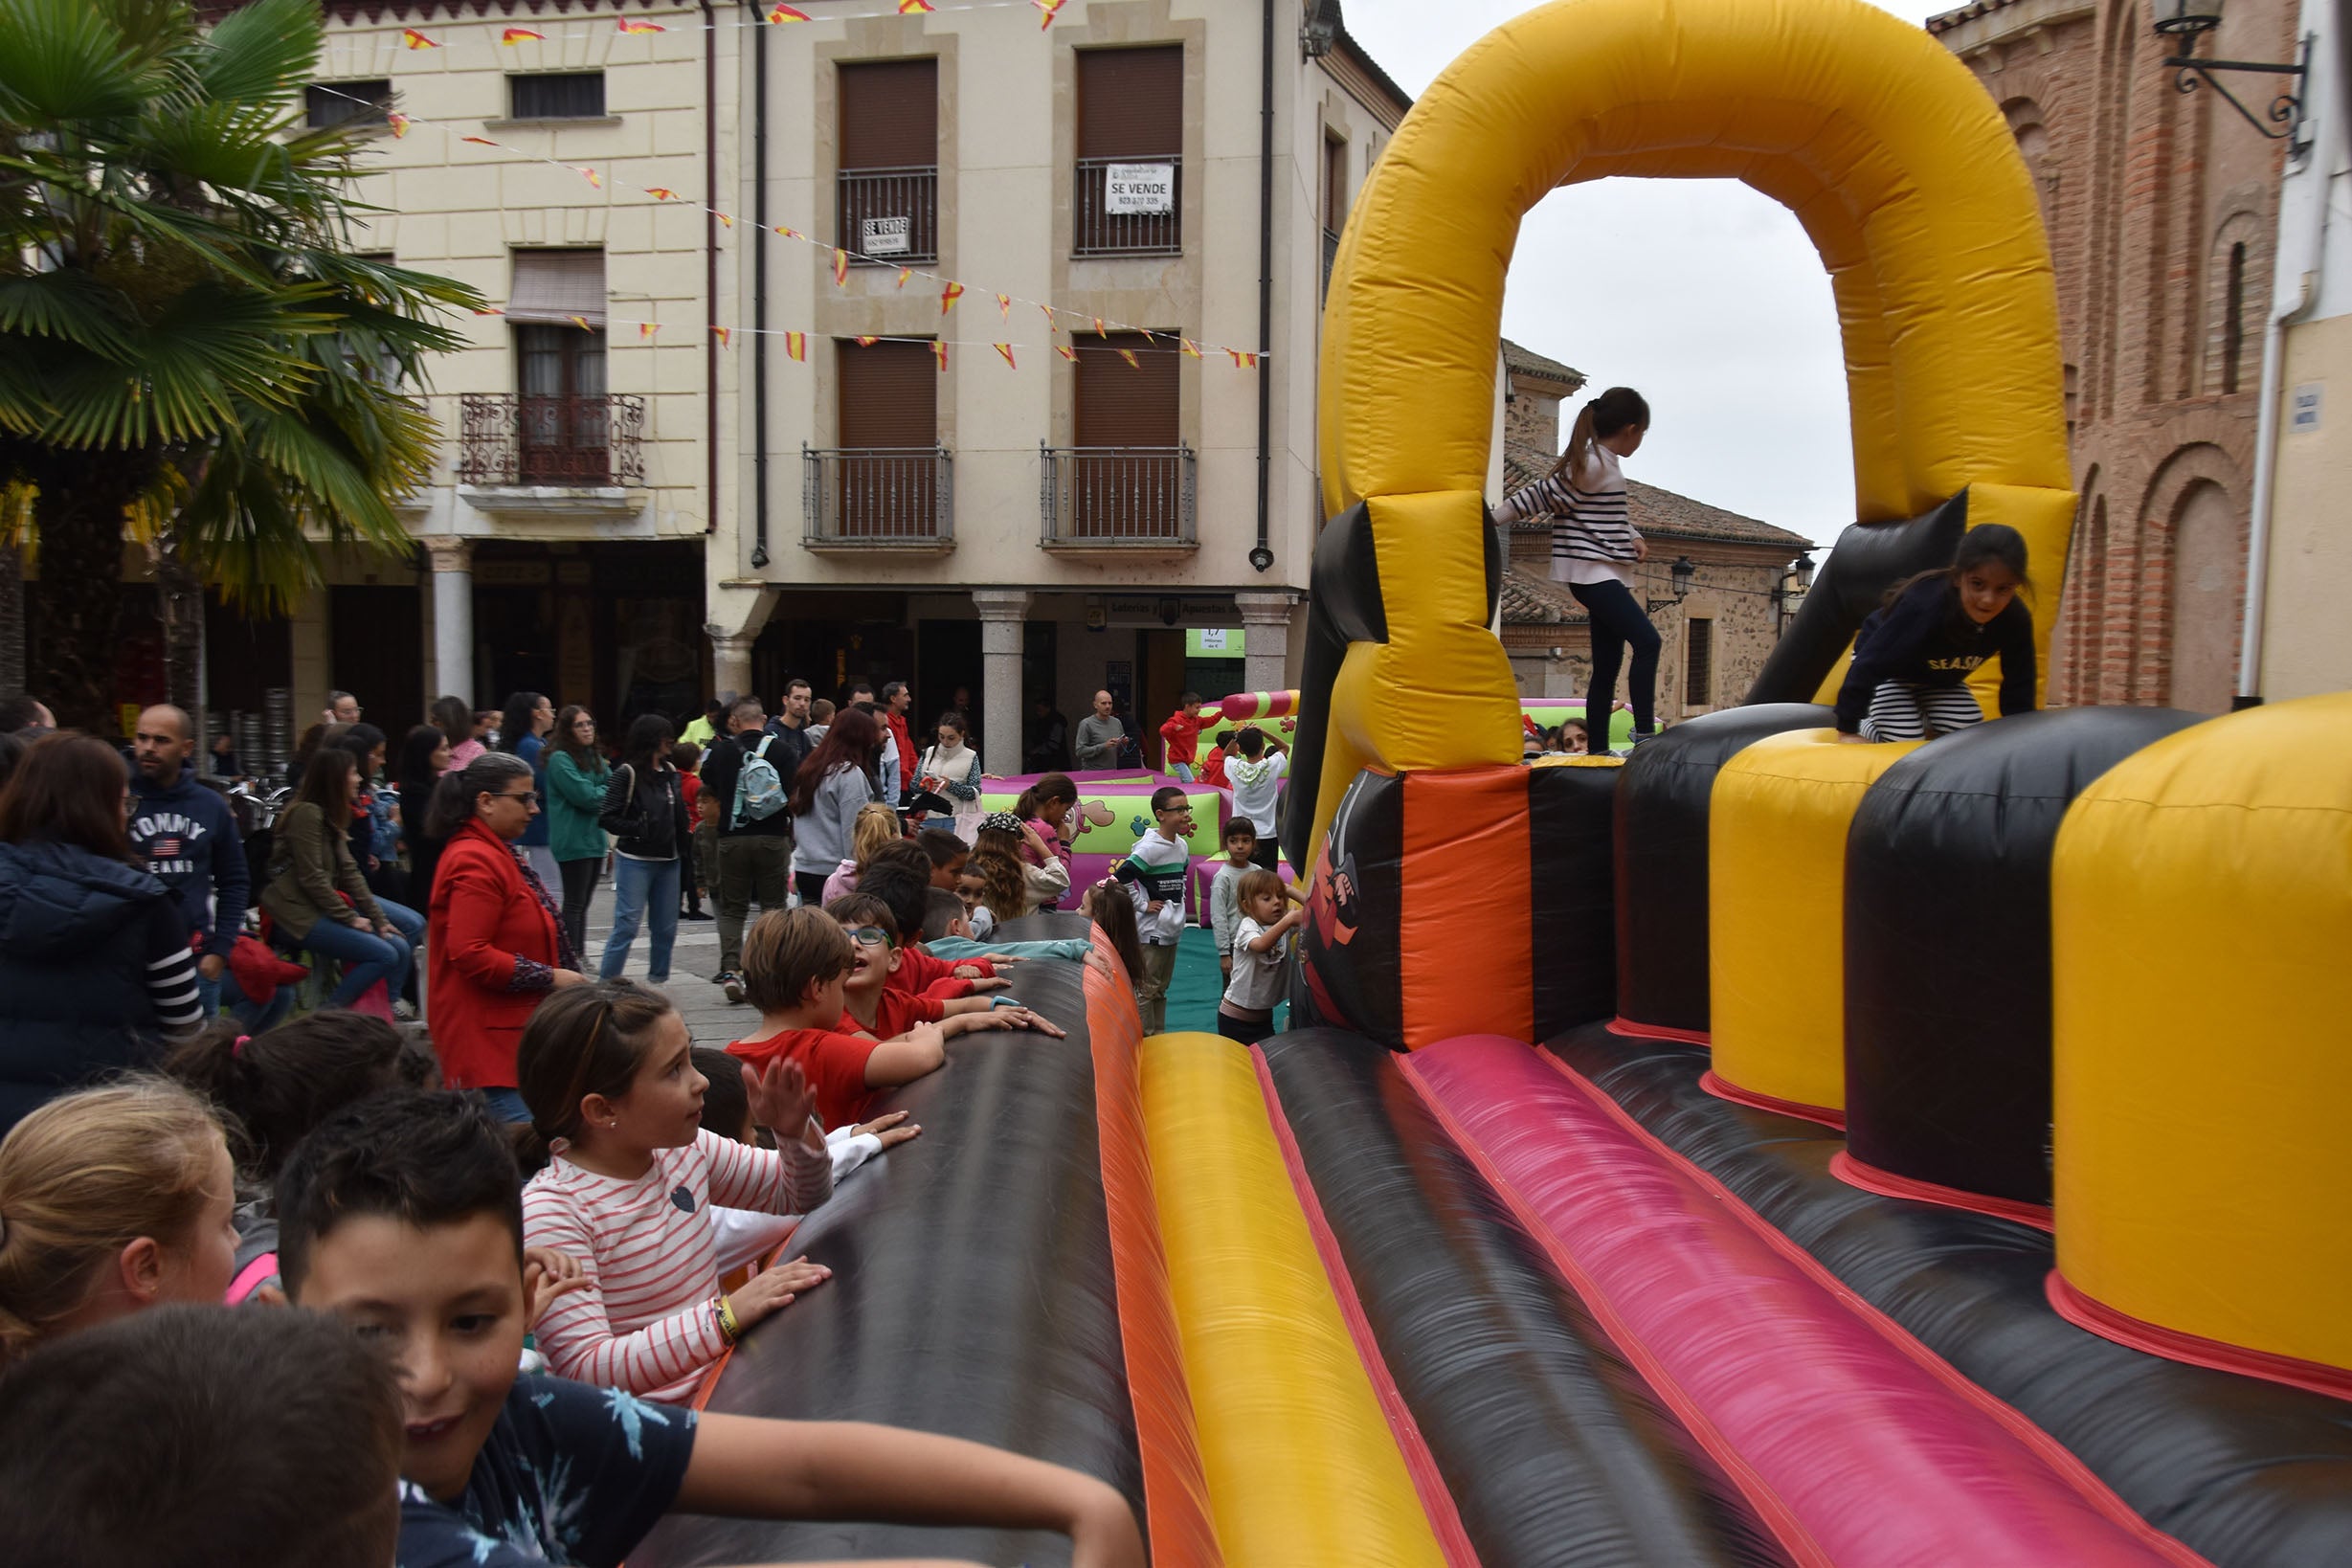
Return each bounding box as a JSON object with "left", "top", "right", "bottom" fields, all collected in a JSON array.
[{"left": 423, "top": 752, "right": 585, "bottom": 1120}]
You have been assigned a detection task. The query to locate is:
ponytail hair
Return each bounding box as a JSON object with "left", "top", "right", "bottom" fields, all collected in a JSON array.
[
  {"left": 512, "top": 979, "right": 679, "bottom": 1167},
  {"left": 1013, "top": 772, "right": 1076, "bottom": 822},
  {"left": 424, "top": 750, "right": 534, "bottom": 840},
  {"left": 1880, "top": 522, "right": 2034, "bottom": 613},
  {"left": 1551, "top": 386, "right": 1651, "bottom": 482},
  {"left": 0, "top": 1080, "right": 229, "bottom": 1363},
  {"left": 164, "top": 1012, "right": 437, "bottom": 1180}
]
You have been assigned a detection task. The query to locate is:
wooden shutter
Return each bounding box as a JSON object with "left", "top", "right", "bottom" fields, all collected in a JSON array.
[
  {"left": 1077, "top": 47, "right": 1181, "bottom": 159},
  {"left": 1075, "top": 332, "right": 1177, "bottom": 448},
  {"left": 837, "top": 339, "right": 936, "bottom": 447},
  {"left": 1323, "top": 137, "right": 1348, "bottom": 233},
  {"left": 1685, "top": 617, "right": 1714, "bottom": 706},
  {"left": 839, "top": 59, "right": 939, "bottom": 168},
  {"left": 507, "top": 249, "right": 606, "bottom": 325}
]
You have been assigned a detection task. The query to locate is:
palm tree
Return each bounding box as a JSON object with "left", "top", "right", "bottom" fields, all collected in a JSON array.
[{"left": 0, "top": 0, "right": 480, "bottom": 728}]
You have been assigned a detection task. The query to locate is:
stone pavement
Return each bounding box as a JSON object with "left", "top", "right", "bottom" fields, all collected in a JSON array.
[{"left": 573, "top": 874, "right": 762, "bottom": 1049}]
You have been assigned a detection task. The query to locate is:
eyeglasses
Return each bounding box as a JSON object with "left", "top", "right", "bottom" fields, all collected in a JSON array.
[
  {"left": 843, "top": 926, "right": 891, "bottom": 948},
  {"left": 494, "top": 790, "right": 541, "bottom": 807}
]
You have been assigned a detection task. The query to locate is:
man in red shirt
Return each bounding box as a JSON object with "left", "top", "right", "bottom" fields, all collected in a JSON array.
[
  {"left": 882, "top": 681, "right": 918, "bottom": 809},
  {"left": 1158, "top": 691, "right": 1204, "bottom": 782}
]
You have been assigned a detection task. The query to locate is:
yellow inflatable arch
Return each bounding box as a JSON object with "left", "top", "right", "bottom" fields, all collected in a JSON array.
[{"left": 1308, "top": 0, "right": 2073, "bottom": 867}]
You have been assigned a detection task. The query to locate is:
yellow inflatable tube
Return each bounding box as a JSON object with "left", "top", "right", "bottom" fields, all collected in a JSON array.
[{"left": 1139, "top": 1033, "right": 1447, "bottom": 1568}]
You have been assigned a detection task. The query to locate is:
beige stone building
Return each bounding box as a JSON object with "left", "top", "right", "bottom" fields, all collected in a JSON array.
[
  {"left": 1490, "top": 339, "right": 1815, "bottom": 725},
  {"left": 183, "top": 0, "right": 1405, "bottom": 768}
]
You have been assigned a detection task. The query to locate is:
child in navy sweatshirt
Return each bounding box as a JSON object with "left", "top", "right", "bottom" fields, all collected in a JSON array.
[{"left": 1836, "top": 524, "right": 2037, "bottom": 743}]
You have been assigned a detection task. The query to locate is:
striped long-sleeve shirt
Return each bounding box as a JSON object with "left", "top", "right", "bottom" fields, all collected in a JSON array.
[
  {"left": 523, "top": 1125, "right": 833, "bottom": 1402},
  {"left": 1493, "top": 446, "right": 1641, "bottom": 587}
]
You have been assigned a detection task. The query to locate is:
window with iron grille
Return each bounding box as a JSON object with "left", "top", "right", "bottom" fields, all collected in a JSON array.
[
  {"left": 306, "top": 79, "right": 392, "bottom": 130},
  {"left": 507, "top": 250, "right": 610, "bottom": 484},
  {"left": 510, "top": 72, "right": 606, "bottom": 120},
  {"left": 838, "top": 59, "right": 938, "bottom": 265},
  {"left": 1075, "top": 47, "right": 1181, "bottom": 257},
  {"left": 1049, "top": 331, "right": 1188, "bottom": 541},
  {"left": 818, "top": 338, "right": 944, "bottom": 539},
  {"left": 1685, "top": 616, "right": 1714, "bottom": 707}
]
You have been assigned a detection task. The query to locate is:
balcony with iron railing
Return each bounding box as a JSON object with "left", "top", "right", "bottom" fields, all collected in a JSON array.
[
  {"left": 802, "top": 445, "right": 954, "bottom": 551},
  {"left": 1040, "top": 443, "right": 1195, "bottom": 549},
  {"left": 457, "top": 393, "right": 645, "bottom": 488},
  {"left": 837, "top": 166, "right": 938, "bottom": 265},
  {"left": 1073, "top": 156, "right": 1182, "bottom": 258}
]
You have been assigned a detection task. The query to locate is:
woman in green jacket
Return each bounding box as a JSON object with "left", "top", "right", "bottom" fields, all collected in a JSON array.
[
  {"left": 543, "top": 706, "right": 611, "bottom": 958},
  {"left": 260, "top": 748, "right": 424, "bottom": 1012}
]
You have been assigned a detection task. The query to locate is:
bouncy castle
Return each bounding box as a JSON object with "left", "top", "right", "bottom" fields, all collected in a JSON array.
[{"left": 636, "top": 0, "right": 2352, "bottom": 1562}]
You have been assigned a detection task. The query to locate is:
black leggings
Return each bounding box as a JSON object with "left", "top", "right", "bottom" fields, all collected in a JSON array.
[
  {"left": 1568, "top": 576, "right": 1663, "bottom": 737},
  {"left": 557, "top": 857, "right": 600, "bottom": 958},
  {"left": 795, "top": 870, "right": 832, "bottom": 910}
]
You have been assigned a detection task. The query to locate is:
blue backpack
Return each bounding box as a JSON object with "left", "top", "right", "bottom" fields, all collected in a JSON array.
[{"left": 732, "top": 735, "right": 788, "bottom": 828}]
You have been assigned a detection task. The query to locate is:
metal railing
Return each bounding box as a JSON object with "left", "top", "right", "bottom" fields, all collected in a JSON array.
[
  {"left": 802, "top": 446, "right": 953, "bottom": 544},
  {"left": 837, "top": 166, "right": 938, "bottom": 265},
  {"left": 1073, "top": 156, "right": 1182, "bottom": 257},
  {"left": 458, "top": 393, "right": 646, "bottom": 486},
  {"left": 1040, "top": 444, "right": 1195, "bottom": 545}
]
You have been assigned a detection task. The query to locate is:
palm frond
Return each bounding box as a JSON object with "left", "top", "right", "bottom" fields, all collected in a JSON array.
[
  {"left": 189, "top": 0, "right": 319, "bottom": 109},
  {"left": 0, "top": 0, "right": 161, "bottom": 124}
]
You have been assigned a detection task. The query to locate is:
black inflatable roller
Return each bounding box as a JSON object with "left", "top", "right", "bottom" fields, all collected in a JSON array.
[
  {"left": 632, "top": 953, "right": 1142, "bottom": 1568},
  {"left": 1548, "top": 1023, "right": 2352, "bottom": 1568},
  {"left": 1530, "top": 760, "right": 1623, "bottom": 1035},
  {"left": 1614, "top": 704, "right": 1834, "bottom": 1033},
  {"left": 1844, "top": 707, "right": 2206, "bottom": 1206},
  {"left": 1260, "top": 1029, "right": 1787, "bottom": 1568},
  {"left": 1746, "top": 490, "right": 1968, "bottom": 706}
]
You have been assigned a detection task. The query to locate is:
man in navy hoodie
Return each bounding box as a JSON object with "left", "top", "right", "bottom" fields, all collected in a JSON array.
[{"left": 129, "top": 706, "right": 247, "bottom": 1018}]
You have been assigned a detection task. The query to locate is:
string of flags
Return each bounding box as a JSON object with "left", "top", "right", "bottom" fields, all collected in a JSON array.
[
  {"left": 322, "top": 79, "right": 1270, "bottom": 371},
  {"left": 368, "top": 0, "right": 1073, "bottom": 58}
]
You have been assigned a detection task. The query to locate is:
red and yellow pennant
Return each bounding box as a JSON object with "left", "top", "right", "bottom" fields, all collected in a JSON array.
[
  {"left": 711, "top": 325, "right": 731, "bottom": 348},
  {"left": 567, "top": 314, "right": 592, "bottom": 331},
  {"left": 1032, "top": 0, "right": 1066, "bottom": 28},
  {"left": 996, "top": 292, "right": 1012, "bottom": 321},
  {"left": 994, "top": 343, "right": 1017, "bottom": 370},
  {"left": 1091, "top": 316, "right": 1108, "bottom": 338},
  {"left": 639, "top": 322, "right": 660, "bottom": 340},
  {"left": 473, "top": 306, "right": 504, "bottom": 317},
  {"left": 775, "top": 225, "right": 802, "bottom": 240},
  {"left": 386, "top": 113, "right": 411, "bottom": 138},
  {"left": 900, "top": 0, "right": 935, "bottom": 12},
  {"left": 854, "top": 335, "right": 880, "bottom": 347},
  {"left": 940, "top": 281, "right": 964, "bottom": 315},
  {"left": 579, "top": 168, "right": 602, "bottom": 189},
  {"left": 1056, "top": 345, "right": 1079, "bottom": 362},
  {"left": 786, "top": 331, "right": 807, "bottom": 362},
  {"left": 832, "top": 249, "right": 849, "bottom": 287},
  {"left": 895, "top": 267, "right": 913, "bottom": 289},
  {"left": 400, "top": 27, "right": 438, "bottom": 48},
  {"left": 767, "top": 3, "right": 811, "bottom": 20},
  {"left": 717, "top": 213, "right": 735, "bottom": 229},
  {"left": 1227, "top": 348, "right": 1258, "bottom": 368},
  {"left": 500, "top": 27, "right": 545, "bottom": 44},
  {"left": 1180, "top": 338, "right": 1202, "bottom": 359},
  {"left": 930, "top": 340, "right": 948, "bottom": 370},
  {"left": 617, "top": 16, "right": 667, "bottom": 33},
  {"left": 646, "top": 187, "right": 681, "bottom": 201},
  {"left": 461, "top": 136, "right": 500, "bottom": 146},
  {"left": 1116, "top": 347, "right": 1139, "bottom": 370}
]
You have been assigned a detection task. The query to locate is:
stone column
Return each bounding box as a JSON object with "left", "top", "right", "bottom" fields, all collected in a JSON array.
[
  {"left": 974, "top": 590, "right": 1033, "bottom": 775},
  {"left": 709, "top": 631, "right": 759, "bottom": 706},
  {"left": 423, "top": 537, "right": 474, "bottom": 705},
  {"left": 1235, "top": 590, "right": 1298, "bottom": 697}
]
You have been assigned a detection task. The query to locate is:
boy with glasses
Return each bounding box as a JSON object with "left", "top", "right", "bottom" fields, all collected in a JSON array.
[{"left": 1112, "top": 786, "right": 1195, "bottom": 1032}]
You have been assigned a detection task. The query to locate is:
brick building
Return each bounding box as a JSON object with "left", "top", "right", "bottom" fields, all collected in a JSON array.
[
  {"left": 1493, "top": 339, "right": 1813, "bottom": 722},
  {"left": 1930, "top": 0, "right": 2296, "bottom": 712}
]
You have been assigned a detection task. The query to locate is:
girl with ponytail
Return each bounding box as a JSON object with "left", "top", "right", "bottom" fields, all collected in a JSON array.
[{"left": 1493, "top": 385, "right": 1662, "bottom": 749}]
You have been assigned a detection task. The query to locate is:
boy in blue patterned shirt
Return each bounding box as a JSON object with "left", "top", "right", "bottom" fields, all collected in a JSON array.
[{"left": 278, "top": 1089, "right": 1142, "bottom": 1568}]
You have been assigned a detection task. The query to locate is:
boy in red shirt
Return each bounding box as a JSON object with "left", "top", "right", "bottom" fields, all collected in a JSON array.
[
  {"left": 1158, "top": 691, "right": 1204, "bottom": 782},
  {"left": 860, "top": 865, "right": 1008, "bottom": 998},
  {"left": 828, "top": 893, "right": 1062, "bottom": 1044},
  {"left": 728, "top": 908, "right": 945, "bottom": 1129}
]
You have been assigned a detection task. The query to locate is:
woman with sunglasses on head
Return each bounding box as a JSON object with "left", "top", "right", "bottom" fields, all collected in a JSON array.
[{"left": 423, "top": 752, "right": 586, "bottom": 1122}]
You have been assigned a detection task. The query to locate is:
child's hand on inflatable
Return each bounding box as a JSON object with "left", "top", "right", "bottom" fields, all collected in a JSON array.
[
  {"left": 728, "top": 1256, "right": 832, "bottom": 1330},
  {"left": 967, "top": 975, "right": 1013, "bottom": 994},
  {"left": 853, "top": 1109, "right": 922, "bottom": 1150}
]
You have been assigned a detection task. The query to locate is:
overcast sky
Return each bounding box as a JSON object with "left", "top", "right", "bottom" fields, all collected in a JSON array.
[{"left": 1341, "top": 0, "right": 1947, "bottom": 549}]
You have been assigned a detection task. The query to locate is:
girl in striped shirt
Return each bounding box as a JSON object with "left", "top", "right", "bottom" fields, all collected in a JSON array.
[
  {"left": 1493, "top": 386, "right": 1662, "bottom": 747},
  {"left": 518, "top": 979, "right": 836, "bottom": 1402}
]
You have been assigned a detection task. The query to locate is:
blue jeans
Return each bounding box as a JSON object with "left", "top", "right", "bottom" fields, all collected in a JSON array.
[
  {"left": 478, "top": 1086, "right": 531, "bottom": 1124},
  {"left": 1170, "top": 762, "right": 1196, "bottom": 783},
  {"left": 601, "top": 856, "right": 681, "bottom": 982},
  {"left": 301, "top": 899, "right": 424, "bottom": 1006}
]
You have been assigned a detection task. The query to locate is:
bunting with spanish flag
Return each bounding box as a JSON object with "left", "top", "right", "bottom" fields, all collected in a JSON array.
[
  {"left": 1116, "top": 347, "right": 1139, "bottom": 370},
  {"left": 855, "top": 335, "right": 880, "bottom": 347},
  {"left": 930, "top": 340, "right": 948, "bottom": 370},
  {"left": 832, "top": 250, "right": 849, "bottom": 287},
  {"left": 400, "top": 27, "right": 437, "bottom": 48},
  {"left": 995, "top": 344, "right": 1017, "bottom": 369},
  {"left": 639, "top": 322, "right": 660, "bottom": 340},
  {"left": 786, "top": 332, "right": 807, "bottom": 362},
  {"left": 501, "top": 27, "right": 545, "bottom": 44},
  {"left": 899, "top": 0, "right": 935, "bottom": 12},
  {"left": 1032, "top": 0, "right": 1066, "bottom": 28},
  {"left": 617, "top": 17, "right": 667, "bottom": 33},
  {"left": 768, "top": 3, "right": 810, "bottom": 19},
  {"left": 711, "top": 325, "right": 731, "bottom": 348},
  {"left": 1056, "top": 345, "right": 1078, "bottom": 362},
  {"left": 940, "top": 282, "right": 964, "bottom": 314}
]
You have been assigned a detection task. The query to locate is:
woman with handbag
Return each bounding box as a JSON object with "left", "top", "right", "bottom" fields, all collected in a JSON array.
[
  {"left": 913, "top": 709, "right": 985, "bottom": 841},
  {"left": 595, "top": 715, "right": 690, "bottom": 983},
  {"left": 424, "top": 751, "right": 583, "bottom": 1122}
]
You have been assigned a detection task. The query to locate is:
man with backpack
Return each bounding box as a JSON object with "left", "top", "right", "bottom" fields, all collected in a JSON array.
[{"left": 701, "top": 695, "right": 795, "bottom": 1000}]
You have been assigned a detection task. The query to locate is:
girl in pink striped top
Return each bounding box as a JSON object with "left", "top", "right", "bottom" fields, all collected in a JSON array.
[{"left": 518, "top": 979, "right": 835, "bottom": 1402}]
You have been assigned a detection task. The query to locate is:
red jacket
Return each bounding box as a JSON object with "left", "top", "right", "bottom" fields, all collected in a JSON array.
[
  {"left": 1159, "top": 708, "right": 1202, "bottom": 767},
  {"left": 428, "top": 818, "right": 563, "bottom": 1091},
  {"left": 885, "top": 709, "right": 916, "bottom": 799}
]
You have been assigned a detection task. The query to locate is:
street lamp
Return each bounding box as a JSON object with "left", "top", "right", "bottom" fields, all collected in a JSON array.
[
  {"left": 2154, "top": 0, "right": 2312, "bottom": 150},
  {"left": 1646, "top": 555, "right": 1696, "bottom": 614},
  {"left": 1772, "top": 550, "right": 1816, "bottom": 634}
]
